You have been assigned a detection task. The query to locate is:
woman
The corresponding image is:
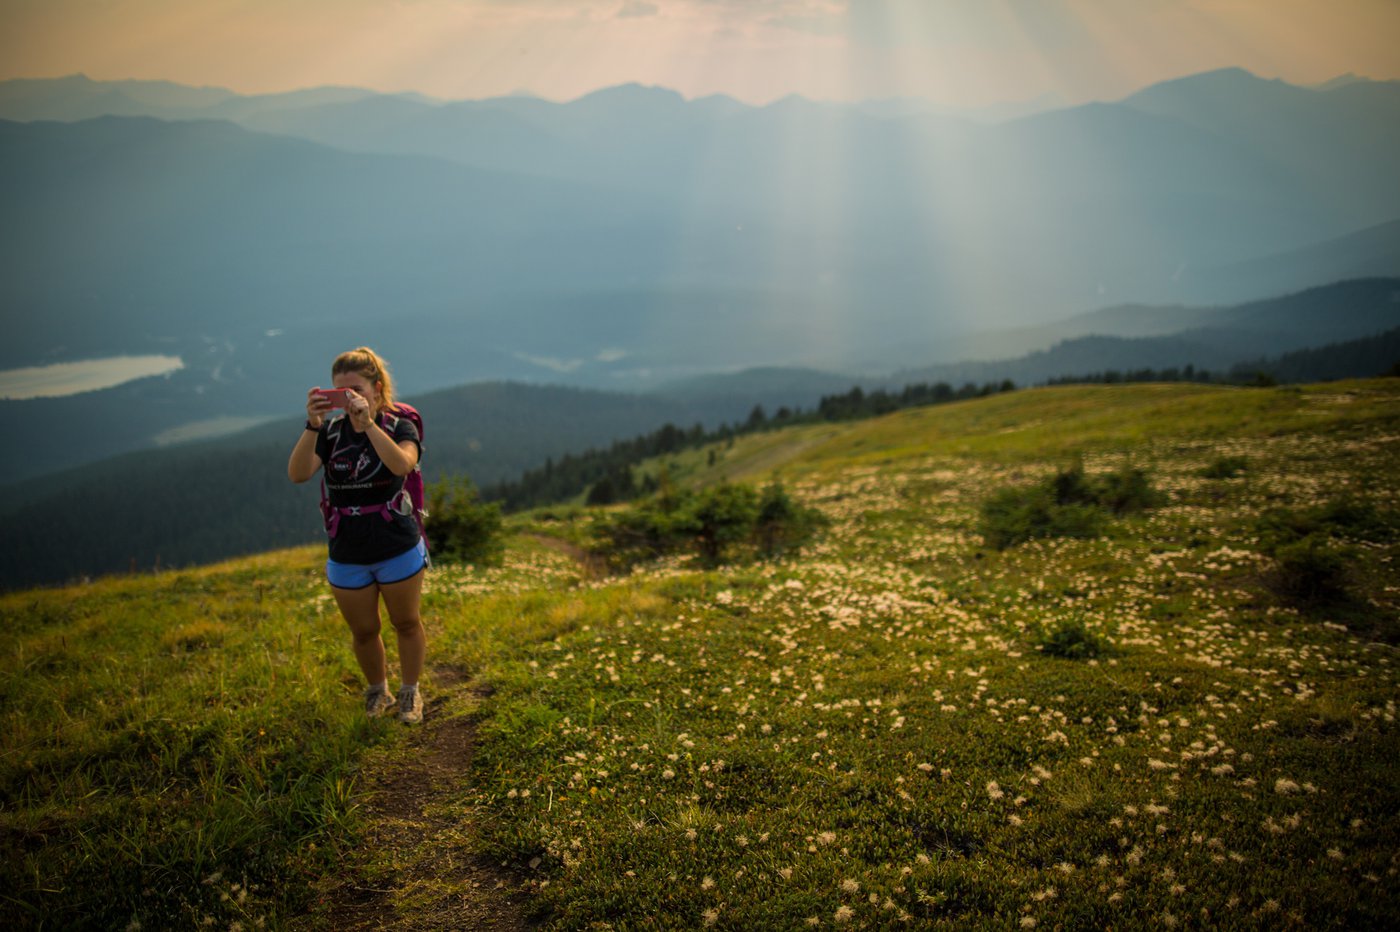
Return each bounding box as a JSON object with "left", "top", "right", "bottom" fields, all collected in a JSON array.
[{"left": 288, "top": 347, "right": 427, "bottom": 724}]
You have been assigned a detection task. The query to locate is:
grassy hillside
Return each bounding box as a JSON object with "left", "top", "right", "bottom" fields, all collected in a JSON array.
[{"left": 4, "top": 381, "right": 1398, "bottom": 929}]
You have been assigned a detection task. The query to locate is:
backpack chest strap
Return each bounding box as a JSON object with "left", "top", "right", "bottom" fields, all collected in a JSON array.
[{"left": 322, "top": 488, "right": 413, "bottom": 538}]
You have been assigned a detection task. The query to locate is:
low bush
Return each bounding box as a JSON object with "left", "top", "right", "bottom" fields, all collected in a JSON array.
[
  {"left": 1258, "top": 497, "right": 1398, "bottom": 552},
  {"left": 1252, "top": 498, "right": 1394, "bottom": 607},
  {"left": 1037, "top": 619, "right": 1114, "bottom": 660},
  {"left": 755, "top": 480, "right": 828, "bottom": 559},
  {"left": 979, "top": 486, "right": 1104, "bottom": 550},
  {"left": 590, "top": 479, "right": 824, "bottom": 569},
  {"left": 1270, "top": 532, "right": 1352, "bottom": 603},
  {"left": 425, "top": 475, "right": 505, "bottom": 565},
  {"left": 1095, "top": 465, "right": 1163, "bottom": 514},
  {"left": 979, "top": 462, "right": 1160, "bottom": 549}
]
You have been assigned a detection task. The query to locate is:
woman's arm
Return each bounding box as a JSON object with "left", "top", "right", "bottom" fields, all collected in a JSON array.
[
  {"left": 362, "top": 421, "right": 419, "bottom": 477},
  {"left": 344, "top": 393, "right": 417, "bottom": 476},
  {"left": 288, "top": 388, "right": 329, "bottom": 483}
]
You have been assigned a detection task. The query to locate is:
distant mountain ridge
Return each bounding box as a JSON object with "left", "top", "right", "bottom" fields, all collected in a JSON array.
[
  {"left": 0, "top": 73, "right": 431, "bottom": 122},
  {"left": 3, "top": 69, "right": 1398, "bottom": 374},
  {"left": 4, "top": 68, "right": 1400, "bottom": 491},
  {"left": 4, "top": 317, "right": 1397, "bottom": 592},
  {"left": 937, "top": 277, "right": 1400, "bottom": 364},
  {"left": 891, "top": 279, "right": 1400, "bottom": 386}
]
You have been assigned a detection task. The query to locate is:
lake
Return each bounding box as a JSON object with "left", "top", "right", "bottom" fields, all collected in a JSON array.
[{"left": 0, "top": 355, "right": 185, "bottom": 400}]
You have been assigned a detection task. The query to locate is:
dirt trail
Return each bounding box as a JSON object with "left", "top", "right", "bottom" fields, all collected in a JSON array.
[
  {"left": 304, "top": 665, "right": 534, "bottom": 931},
  {"left": 525, "top": 533, "right": 609, "bottom": 579}
]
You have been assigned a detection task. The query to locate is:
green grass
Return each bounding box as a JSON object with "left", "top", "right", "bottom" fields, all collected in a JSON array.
[{"left": 4, "top": 380, "right": 1399, "bottom": 929}]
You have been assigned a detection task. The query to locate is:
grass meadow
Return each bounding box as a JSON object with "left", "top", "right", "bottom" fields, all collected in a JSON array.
[{"left": 3, "top": 381, "right": 1398, "bottom": 929}]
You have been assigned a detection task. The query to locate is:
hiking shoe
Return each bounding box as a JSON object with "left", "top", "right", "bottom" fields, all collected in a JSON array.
[
  {"left": 365, "top": 684, "right": 396, "bottom": 718},
  {"left": 397, "top": 685, "right": 423, "bottom": 725}
]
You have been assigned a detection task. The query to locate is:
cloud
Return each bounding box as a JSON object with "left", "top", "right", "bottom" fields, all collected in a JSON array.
[
  {"left": 617, "top": 1, "right": 659, "bottom": 17},
  {"left": 693, "top": 0, "right": 845, "bottom": 33},
  {"left": 515, "top": 352, "right": 585, "bottom": 374}
]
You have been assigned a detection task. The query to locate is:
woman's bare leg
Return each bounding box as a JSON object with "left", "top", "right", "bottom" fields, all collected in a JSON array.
[
  {"left": 332, "top": 584, "right": 387, "bottom": 685},
  {"left": 380, "top": 569, "right": 426, "bottom": 686}
]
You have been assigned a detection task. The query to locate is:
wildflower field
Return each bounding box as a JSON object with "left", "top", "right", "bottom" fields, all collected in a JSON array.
[{"left": 3, "top": 381, "right": 1398, "bottom": 929}]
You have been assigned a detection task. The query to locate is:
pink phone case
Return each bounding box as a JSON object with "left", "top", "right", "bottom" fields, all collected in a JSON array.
[{"left": 317, "top": 388, "right": 352, "bottom": 407}]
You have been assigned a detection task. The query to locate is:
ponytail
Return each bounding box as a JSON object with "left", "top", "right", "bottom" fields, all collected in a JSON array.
[{"left": 331, "top": 347, "right": 396, "bottom": 414}]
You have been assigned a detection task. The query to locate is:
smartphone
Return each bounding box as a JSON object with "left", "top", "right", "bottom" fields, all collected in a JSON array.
[{"left": 315, "top": 388, "right": 353, "bottom": 408}]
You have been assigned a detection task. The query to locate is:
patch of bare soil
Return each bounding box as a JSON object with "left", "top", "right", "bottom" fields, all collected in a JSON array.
[
  {"left": 301, "top": 666, "right": 535, "bottom": 931},
  {"left": 526, "top": 533, "right": 610, "bottom": 579}
]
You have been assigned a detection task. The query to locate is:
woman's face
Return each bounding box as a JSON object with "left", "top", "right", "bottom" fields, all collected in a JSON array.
[{"left": 332, "top": 370, "right": 379, "bottom": 406}]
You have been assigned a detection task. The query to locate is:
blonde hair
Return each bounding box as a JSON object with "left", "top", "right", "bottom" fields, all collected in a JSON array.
[{"left": 331, "top": 347, "right": 396, "bottom": 414}]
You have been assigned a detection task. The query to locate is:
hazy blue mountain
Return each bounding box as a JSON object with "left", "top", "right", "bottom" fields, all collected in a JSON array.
[
  {"left": 649, "top": 367, "right": 864, "bottom": 413},
  {"left": 6, "top": 70, "right": 1398, "bottom": 333},
  {"left": 239, "top": 95, "right": 586, "bottom": 180},
  {"left": 0, "top": 380, "right": 741, "bottom": 590},
  {"left": 0, "top": 74, "right": 236, "bottom": 121},
  {"left": 940, "top": 277, "right": 1400, "bottom": 362},
  {"left": 0, "top": 115, "right": 683, "bottom": 365},
  {"left": 5, "top": 68, "right": 1400, "bottom": 487},
  {"left": 891, "top": 334, "right": 1239, "bottom": 388},
  {"left": 891, "top": 279, "right": 1400, "bottom": 386},
  {"left": 1121, "top": 68, "right": 1400, "bottom": 231},
  {"left": 0, "top": 73, "right": 420, "bottom": 123},
  {"left": 641, "top": 279, "right": 1400, "bottom": 406},
  {"left": 1233, "top": 325, "right": 1400, "bottom": 383},
  {"left": 1188, "top": 219, "right": 1400, "bottom": 304},
  {"left": 198, "top": 86, "right": 423, "bottom": 121},
  {"left": 1310, "top": 74, "right": 1371, "bottom": 92}
]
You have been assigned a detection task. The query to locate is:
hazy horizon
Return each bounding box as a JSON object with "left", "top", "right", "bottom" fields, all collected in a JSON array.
[{"left": 4, "top": 1, "right": 1398, "bottom": 108}]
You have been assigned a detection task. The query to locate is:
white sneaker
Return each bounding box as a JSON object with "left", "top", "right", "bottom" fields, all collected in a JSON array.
[
  {"left": 397, "top": 685, "right": 423, "bottom": 724},
  {"left": 365, "top": 684, "right": 396, "bottom": 718}
]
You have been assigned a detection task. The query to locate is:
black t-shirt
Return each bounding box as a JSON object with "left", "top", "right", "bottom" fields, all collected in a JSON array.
[{"left": 315, "top": 411, "right": 422, "bottom": 564}]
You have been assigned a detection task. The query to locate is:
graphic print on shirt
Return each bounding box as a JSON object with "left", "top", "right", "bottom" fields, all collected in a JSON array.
[{"left": 327, "top": 423, "right": 384, "bottom": 489}]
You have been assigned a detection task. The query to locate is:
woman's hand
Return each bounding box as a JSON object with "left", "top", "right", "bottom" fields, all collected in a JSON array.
[
  {"left": 346, "top": 390, "right": 374, "bottom": 432},
  {"left": 306, "top": 387, "right": 332, "bottom": 429}
]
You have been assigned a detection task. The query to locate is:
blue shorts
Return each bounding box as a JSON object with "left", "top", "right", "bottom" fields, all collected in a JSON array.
[{"left": 327, "top": 539, "right": 428, "bottom": 589}]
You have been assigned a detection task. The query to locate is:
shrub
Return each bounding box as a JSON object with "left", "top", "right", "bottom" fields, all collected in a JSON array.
[
  {"left": 591, "top": 492, "right": 699, "bottom": 570},
  {"left": 691, "top": 482, "right": 761, "bottom": 565},
  {"left": 1051, "top": 462, "right": 1099, "bottom": 507},
  {"left": 1252, "top": 498, "right": 1395, "bottom": 607},
  {"left": 590, "top": 479, "right": 825, "bottom": 568},
  {"left": 980, "top": 461, "right": 1162, "bottom": 549},
  {"left": 1096, "top": 465, "right": 1163, "bottom": 514},
  {"left": 1258, "top": 498, "right": 1397, "bottom": 553},
  {"left": 979, "top": 486, "right": 1104, "bottom": 550},
  {"left": 754, "top": 479, "right": 827, "bottom": 559},
  {"left": 1270, "top": 533, "right": 1352, "bottom": 604},
  {"left": 424, "top": 475, "right": 505, "bottom": 565},
  {"left": 1038, "top": 620, "right": 1112, "bottom": 660}
]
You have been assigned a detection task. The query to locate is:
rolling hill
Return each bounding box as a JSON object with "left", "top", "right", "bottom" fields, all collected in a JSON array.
[
  {"left": 4, "top": 379, "right": 1397, "bottom": 927},
  {"left": 6, "top": 311, "right": 1399, "bottom": 593}
]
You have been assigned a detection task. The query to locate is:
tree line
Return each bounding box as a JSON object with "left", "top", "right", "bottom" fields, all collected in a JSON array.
[
  {"left": 483, "top": 379, "right": 1018, "bottom": 511},
  {"left": 1044, "top": 325, "right": 1400, "bottom": 388}
]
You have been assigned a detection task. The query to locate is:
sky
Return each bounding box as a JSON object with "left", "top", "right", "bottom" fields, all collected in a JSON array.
[{"left": 2, "top": 0, "right": 1399, "bottom": 107}]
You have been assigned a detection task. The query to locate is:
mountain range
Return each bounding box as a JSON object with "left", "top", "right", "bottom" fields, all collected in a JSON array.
[
  {"left": 2, "top": 68, "right": 1400, "bottom": 486},
  {"left": 3, "top": 276, "right": 1398, "bottom": 592}
]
